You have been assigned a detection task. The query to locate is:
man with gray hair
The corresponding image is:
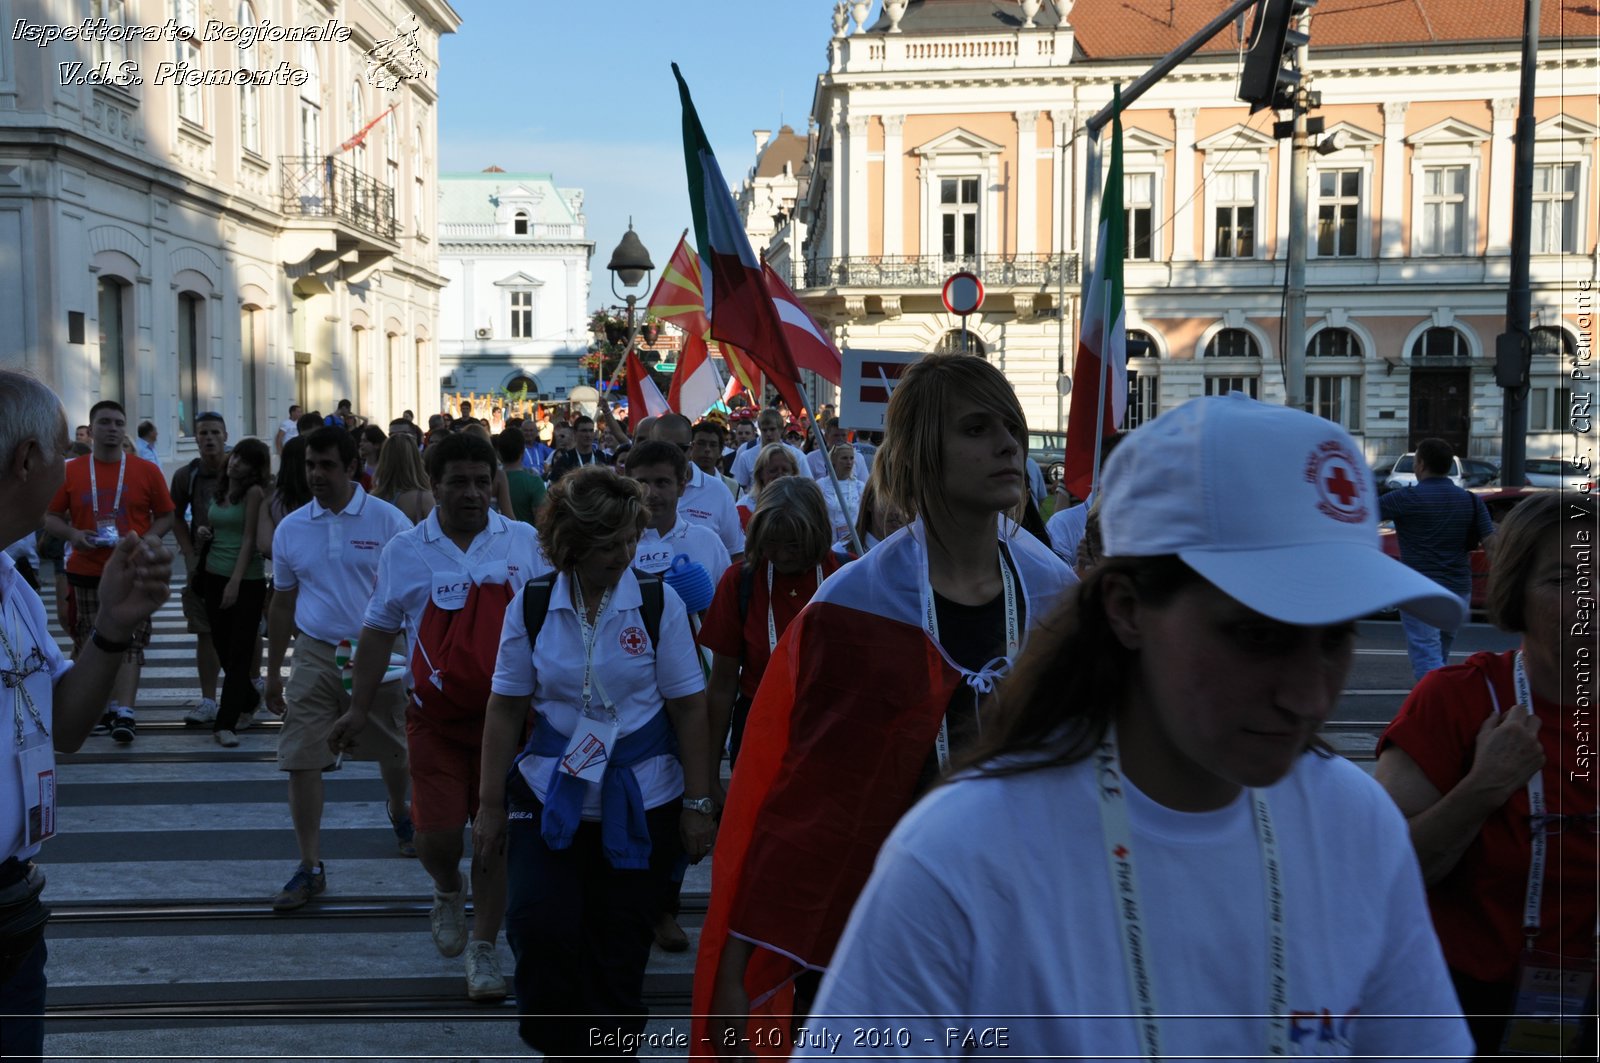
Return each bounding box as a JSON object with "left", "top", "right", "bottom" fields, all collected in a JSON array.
[{"left": 0, "top": 369, "right": 173, "bottom": 1058}]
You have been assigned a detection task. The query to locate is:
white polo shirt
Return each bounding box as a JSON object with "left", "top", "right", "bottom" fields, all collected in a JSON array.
[
  {"left": 634, "top": 518, "right": 732, "bottom": 587},
  {"left": 678, "top": 463, "right": 744, "bottom": 556},
  {"left": 363, "top": 510, "right": 551, "bottom": 644},
  {"left": 730, "top": 440, "right": 809, "bottom": 491},
  {"left": 491, "top": 569, "right": 704, "bottom": 818},
  {"left": 1, "top": 553, "right": 72, "bottom": 863},
  {"left": 272, "top": 485, "right": 411, "bottom": 645},
  {"left": 806, "top": 448, "right": 867, "bottom": 484}
]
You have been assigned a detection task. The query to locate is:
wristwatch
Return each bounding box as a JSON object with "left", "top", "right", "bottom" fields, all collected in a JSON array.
[{"left": 681, "top": 796, "right": 716, "bottom": 815}]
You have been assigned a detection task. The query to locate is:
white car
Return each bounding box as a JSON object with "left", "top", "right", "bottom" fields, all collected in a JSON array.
[
  {"left": 1524, "top": 458, "right": 1593, "bottom": 491},
  {"left": 1384, "top": 452, "right": 1465, "bottom": 491}
]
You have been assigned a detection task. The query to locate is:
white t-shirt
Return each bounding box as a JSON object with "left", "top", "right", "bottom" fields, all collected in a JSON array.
[
  {"left": 490, "top": 569, "right": 704, "bottom": 818},
  {"left": 1, "top": 554, "right": 72, "bottom": 862},
  {"left": 679, "top": 463, "right": 745, "bottom": 556},
  {"left": 731, "top": 440, "right": 809, "bottom": 491},
  {"left": 634, "top": 519, "right": 732, "bottom": 587},
  {"left": 362, "top": 510, "right": 550, "bottom": 645},
  {"left": 271, "top": 485, "right": 411, "bottom": 645},
  {"left": 799, "top": 753, "right": 1472, "bottom": 1060},
  {"left": 823, "top": 478, "right": 864, "bottom": 543},
  {"left": 1046, "top": 502, "right": 1089, "bottom": 566},
  {"left": 806, "top": 448, "right": 867, "bottom": 484},
  {"left": 278, "top": 419, "right": 298, "bottom": 442}
]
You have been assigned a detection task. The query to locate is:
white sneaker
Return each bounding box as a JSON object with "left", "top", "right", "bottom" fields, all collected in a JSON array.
[
  {"left": 184, "top": 698, "right": 218, "bottom": 727},
  {"left": 430, "top": 887, "right": 467, "bottom": 958},
  {"left": 235, "top": 710, "right": 258, "bottom": 732},
  {"left": 464, "top": 940, "right": 507, "bottom": 1001},
  {"left": 214, "top": 729, "right": 239, "bottom": 748}
]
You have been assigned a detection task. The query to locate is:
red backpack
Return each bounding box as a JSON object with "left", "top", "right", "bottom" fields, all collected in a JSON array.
[{"left": 410, "top": 578, "right": 514, "bottom": 722}]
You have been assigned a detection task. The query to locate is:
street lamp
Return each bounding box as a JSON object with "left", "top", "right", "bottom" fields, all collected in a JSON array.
[{"left": 602, "top": 221, "right": 654, "bottom": 408}]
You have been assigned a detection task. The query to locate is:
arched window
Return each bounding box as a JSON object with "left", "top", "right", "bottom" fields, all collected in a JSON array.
[
  {"left": 1411, "top": 326, "right": 1469, "bottom": 361},
  {"left": 933, "top": 331, "right": 986, "bottom": 356},
  {"left": 513, "top": 211, "right": 529, "bottom": 236},
  {"left": 1204, "top": 328, "right": 1261, "bottom": 399},
  {"left": 1307, "top": 328, "right": 1363, "bottom": 429},
  {"left": 1532, "top": 325, "right": 1574, "bottom": 359},
  {"left": 1204, "top": 328, "right": 1260, "bottom": 359},
  {"left": 348, "top": 80, "right": 367, "bottom": 173},
  {"left": 238, "top": 2, "right": 261, "bottom": 154},
  {"left": 1309, "top": 327, "right": 1362, "bottom": 359},
  {"left": 1125, "top": 330, "right": 1159, "bottom": 428}
]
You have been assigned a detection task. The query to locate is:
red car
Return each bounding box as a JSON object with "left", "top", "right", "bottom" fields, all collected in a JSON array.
[{"left": 1378, "top": 487, "right": 1546, "bottom": 615}]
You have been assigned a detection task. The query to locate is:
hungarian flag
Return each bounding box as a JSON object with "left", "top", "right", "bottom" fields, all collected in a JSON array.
[
  {"left": 674, "top": 63, "right": 806, "bottom": 415},
  {"left": 762, "top": 261, "right": 842, "bottom": 385},
  {"left": 690, "top": 524, "right": 1078, "bottom": 1056},
  {"left": 625, "top": 348, "right": 669, "bottom": 428},
  {"left": 1062, "top": 86, "right": 1129, "bottom": 501}
]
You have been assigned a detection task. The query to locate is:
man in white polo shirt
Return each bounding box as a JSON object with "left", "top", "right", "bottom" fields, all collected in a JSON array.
[
  {"left": 626, "top": 440, "right": 732, "bottom": 586},
  {"left": 330, "top": 433, "right": 549, "bottom": 1002},
  {"left": 730, "top": 408, "right": 809, "bottom": 492},
  {"left": 804, "top": 418, "right": 867, "bottom": 484},
  {"left": 653, "top": 414, "right": 743, "bottom": 562},
  {"left": 264, "top": 426, "right": 413, "bottom": 911}
]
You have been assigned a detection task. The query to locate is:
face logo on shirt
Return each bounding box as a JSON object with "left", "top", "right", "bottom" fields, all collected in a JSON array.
[
  {"left": 1303, "top": 440, "right": 1368, "bottom": 524},
  {"left": 618, "top": 626, "right": 648, "bottom": 656}
]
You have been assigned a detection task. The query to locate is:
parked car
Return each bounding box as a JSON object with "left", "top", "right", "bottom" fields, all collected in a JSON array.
[
  {"left": 1372, "top": 456, "right": 1399, "bottom": 494},
  {"left": 1029, "top": 430, "right": 1066, "bottom": 487},
  {"left": 1378, "top": 486, "right": 1544, "bottom": 616},
  {"left": 1383, "top": 452, "right": 1465, "bottom": 491},
  {"left": 1461, "top": 458, "right": 1501, "bottom": 488},
  {"left": 1523, "top": 458, "right": 1593, "bottom": 491}
]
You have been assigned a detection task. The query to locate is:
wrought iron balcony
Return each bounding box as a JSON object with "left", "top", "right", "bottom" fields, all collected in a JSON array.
[
  {"left": 280, "top": 155, "right": 397, "bottom": 241},
  {"left": 800, "top": 253, "right": 1078, "bottom": 291}
]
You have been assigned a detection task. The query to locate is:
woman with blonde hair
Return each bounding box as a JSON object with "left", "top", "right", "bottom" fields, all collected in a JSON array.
[
  {"left": 734, "top": 443, "right": 799, "bottom": 531},
  {"left": 474, "top": 466, "right": 715, "bottom": 1058},
  {"left": 695, "top": 353, "right": 1077, "bottom": 1055},
  {"left": 371, "top": 435, "right": 434, "bottom": 525}
]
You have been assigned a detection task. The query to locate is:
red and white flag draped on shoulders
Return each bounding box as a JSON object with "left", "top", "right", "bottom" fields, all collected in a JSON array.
[{"left": 690, "top": 521, "right": 1077, "bottom": 1056}]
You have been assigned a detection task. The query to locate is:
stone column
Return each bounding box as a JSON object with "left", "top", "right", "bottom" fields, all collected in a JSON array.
[
  {"left": 883, "top": 114, "right": 905, "bottom": 257},
  {"left": 1487, "top": 97, "right": 1516, "bottom": 256},
  {"left": 846, "top": 113, "right": 870, "bottom": 259},
  {"left": 1016, "top": 110, "right": 1039, "bottom": 255},
  {"left": 1173, "top": 107, "right": 1198, "bottom": 261},
  {"left": 1381, "top": 101, "right": 1408, "bottom": 258},
  {"left": 1050, "top": 108, "right": 1073, "bottom": 259}
]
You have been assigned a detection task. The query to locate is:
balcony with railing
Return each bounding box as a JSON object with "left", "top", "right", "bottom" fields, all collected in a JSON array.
[
  {"left": 800, "top": 253, "right": 1078, "bottom": 291},
  {"left": 280, "top": 155, "right": 398, "bottom": 243},
  {"left": 438, "top": 221, "right": 588, "bottom": 242}
]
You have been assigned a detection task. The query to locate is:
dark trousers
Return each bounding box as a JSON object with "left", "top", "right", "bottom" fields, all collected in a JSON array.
[
  {"left": 197, "top": 569, "right": 267, "bottom": 732},
  {"left": 0, "top": 936, "right": 46, "bottom": 1060},
  {"left": 504, "top": 788, "right": 681, "bottom": 1059}
]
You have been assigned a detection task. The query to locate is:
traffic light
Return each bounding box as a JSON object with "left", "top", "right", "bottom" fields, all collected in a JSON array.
[{"left": 1238, "top": 0, "right": 1315, "bottom": 114}]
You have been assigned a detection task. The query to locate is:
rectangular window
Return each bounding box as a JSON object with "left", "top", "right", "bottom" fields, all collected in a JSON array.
[
  {"left": 174, "top": 1, "right": 204, "bottom": 126},
  {"left": 1529, "top": 385, "right": 1573, "bottom": 431},
  {"left": 98, "top": 279, "right": 126, "bottom": 403},
  {"left": 1316, "top": 169, "right": 1361, "bottom": 257},
  {"left": 178, "top": 294, "right": 203, "bottom": 436},
  {"left": 1213, "top": 171, "right": 1256, "bottom": 259},
  {"left": 1124, "top": 172, "right": 1154, "bottom": 261},
  {"left": 414, "top": 177, "right": 425, "bottom": 233},
  {"left": 1309, "top": 374, "right": 1361, "bottom": 431},
  {"left": 940, "top": 177, "right": 980, "bottom": 261},
  {"left": 92, "top": 0, "right": 131, "bottom": 75},
  {"left": 1420, "top": 166, "right": 1467, "bottom": 255},
  {"left": 241, "top": 84, "right": 261, "bottom": 154},
  {"left": 1531, "top": 163, "right": 1577, "bottom": 254},
  {"left": 1205, "top": 375, "right": 1259, "bottom": 399},
  {"left": 510, "top": 291, "right": 534, "bottom": 339},
  {"left": 1125, "top": 371, "right": 1158, "bottom": 429},
  {"left": 240, "top": 307, "right": 260, "bottom": 437}
]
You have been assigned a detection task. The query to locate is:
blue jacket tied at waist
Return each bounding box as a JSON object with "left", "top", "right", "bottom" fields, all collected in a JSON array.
[{"left": 515, "top": 710, "right": 678, "bottom": 869}]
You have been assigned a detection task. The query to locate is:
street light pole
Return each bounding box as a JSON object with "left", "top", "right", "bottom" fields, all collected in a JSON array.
[
  {"left": 1283, "top": 13, "right": 1312, "bottom": 413},
  {"left": 1496, "top": 0, "right": 1542, "bottom": 490},
  {"left": 602, "top": 222, "right": 655, "bottom": 428}
]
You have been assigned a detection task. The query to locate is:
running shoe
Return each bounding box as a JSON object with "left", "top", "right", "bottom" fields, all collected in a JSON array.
[
  {"left": 91, "top": 711, "right": 112, "bottom": 736},
  {"left": 184, "top": 698, "right": 218, "bottom": 727},
  {"left": 271, "top": 862, "right": 326, "bottom": 911},
  {"left": 430, "top": 887, "right": 467, "bottom": 957},
  {"left": 464, "top": 940, "right": 508, "bottom": 1001},
  {"left": 109, "top": 707, "right": 136, "bottom": 744},
  {"left": 214, "top": 729, "right": 239, "bottom": 748}
]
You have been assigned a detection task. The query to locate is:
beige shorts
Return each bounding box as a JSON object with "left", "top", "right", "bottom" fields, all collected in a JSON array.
[{"left": 278, "top": 635, "right": 408, "bottom": 772}]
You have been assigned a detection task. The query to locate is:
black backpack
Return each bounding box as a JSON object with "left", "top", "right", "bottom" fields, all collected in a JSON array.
[{"left": 520, "top": 568, "right": 666, "bottom": 651}]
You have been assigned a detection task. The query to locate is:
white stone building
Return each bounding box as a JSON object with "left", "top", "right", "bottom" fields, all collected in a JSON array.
[
  {"left": 436, "top": 168, "right": 593, "bottom": 400},
  {"left": 0, "top": 0, "right": 460, "bottom": 463}
]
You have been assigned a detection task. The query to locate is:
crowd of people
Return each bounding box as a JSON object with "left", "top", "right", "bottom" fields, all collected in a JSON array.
[{"left": 1, "top": 357, "right": 1594, "bottom": 1060}]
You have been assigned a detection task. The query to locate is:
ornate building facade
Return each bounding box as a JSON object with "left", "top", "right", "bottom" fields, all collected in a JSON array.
[
  {"left": 0, "top": 0, "right": 460, "bottom": 462},
  {"left": 772, "top": 0, "right": 1597, "bottom": 464}
]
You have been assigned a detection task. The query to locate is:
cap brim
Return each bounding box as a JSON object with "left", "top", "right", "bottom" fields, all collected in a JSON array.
[{"left": 1179, "top": 542, "right": 1467, "bottom": 629}]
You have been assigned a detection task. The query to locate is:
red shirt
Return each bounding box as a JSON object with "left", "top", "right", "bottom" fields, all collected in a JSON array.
[
  {"left": 49, "top": 454, "right": 175, "bottom": 578},
  {"left": 698, "top": 555, "right": 840, "bottom": 698},
  {"left": 1379, "top": 651, "right": 1597, "bottom": 984}
]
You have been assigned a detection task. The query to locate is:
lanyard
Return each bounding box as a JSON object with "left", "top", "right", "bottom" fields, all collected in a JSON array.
[
  {"left": 920, "top": 542, "right": 1020, "bottom": 773},
  {"left": 0, "top": 607, "right": 49, "bottom": 746},
  {"left": 765, "top": 562, "right": 825, "bottom": 653},
  {"left": 1507, "top": 653, "right": 1549, "bottom": 940},
  {"left": 1096, "top": 727, "right": 1288, "bottom": 1060},
  {"left": 88, "top": 452, "right": 127, "bottom": 523},
  {"left": 572, "top": 578, "right": 616, "bottom": 720}
]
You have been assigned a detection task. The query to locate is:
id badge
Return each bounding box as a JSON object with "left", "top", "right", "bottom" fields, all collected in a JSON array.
[
  {"left": 19, "top": 731, "right": 56, "bottom": 846},
  {"left": 95, "top": 518, "right": 120, "bottom": 547},
  {"left": 1501, "top": 948, "right": 1597, "bottom": 1055},
  {"left": 557, "top": 715, "right": 619, "bottom": 784}
]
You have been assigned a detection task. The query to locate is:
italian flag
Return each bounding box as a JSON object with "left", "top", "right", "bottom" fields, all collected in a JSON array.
[{"left": 1063, "top": 86, "right": 1129, "bottom": 501}]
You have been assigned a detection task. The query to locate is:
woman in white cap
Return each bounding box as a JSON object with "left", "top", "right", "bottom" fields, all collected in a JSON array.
[{"left": 793, "top": 393, "right": 1474, "bottom": 1060}]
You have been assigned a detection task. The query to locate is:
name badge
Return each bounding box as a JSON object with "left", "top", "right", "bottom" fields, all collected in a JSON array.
[
  {"left": 94, "top": 519, "right": 121, "bottom": 547},
  {"left": 430, "top": 579, "right": 471, "bottom": 611},
  {"left": 20, "top": 731, "right": 56, "bottom": 846},
  {"left": 558, "top": 716, "right": 619, "bottom": 785},
  {"left": 1501, "top": 949, "right": 1597, "bottom": 1055}
]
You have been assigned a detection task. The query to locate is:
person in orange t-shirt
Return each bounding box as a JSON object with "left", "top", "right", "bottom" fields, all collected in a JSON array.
[{"left": 43, "top": 400, "right": 175, "bottom": 742}]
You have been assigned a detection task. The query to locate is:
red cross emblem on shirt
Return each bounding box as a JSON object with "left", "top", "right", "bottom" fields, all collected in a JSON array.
[{"left": 618, "top": 626, "right": 648, "bottom": 656}]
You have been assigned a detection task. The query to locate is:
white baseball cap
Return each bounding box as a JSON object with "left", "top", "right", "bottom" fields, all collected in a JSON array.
[{"left": 1097, "top": 393, "right": 1465, "bottom": 629}]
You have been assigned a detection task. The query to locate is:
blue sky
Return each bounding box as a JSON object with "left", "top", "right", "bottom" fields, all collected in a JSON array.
[{"left": 439, "top": 0, "right": 837, "bottom": 310}]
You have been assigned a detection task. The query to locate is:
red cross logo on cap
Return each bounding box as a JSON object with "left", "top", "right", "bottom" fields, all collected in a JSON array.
[
  {"left": 618, "top": 626, "right": 648, "bottom": 656},
  {"left": 1306, "top": 441, "right": 1369, "bottom": 524}
]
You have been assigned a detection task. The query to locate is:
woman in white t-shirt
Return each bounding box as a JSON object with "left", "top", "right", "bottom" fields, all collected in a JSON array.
[
  {"left": 821, "top": 444, "right": 863, "bottom": 543},
  {"left": 474, "top": 466, "right": 715, "bottom": 1058},
  {"left": 794, "top": 395, "right": 1477, "bottom": 1061}
]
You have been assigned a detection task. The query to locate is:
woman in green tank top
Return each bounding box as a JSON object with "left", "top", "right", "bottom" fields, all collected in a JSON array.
[{"left": 195, "top": 438, "right": 271, "bottom": 746}]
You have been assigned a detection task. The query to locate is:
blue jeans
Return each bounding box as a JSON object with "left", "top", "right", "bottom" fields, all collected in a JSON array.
[
  {"left": 0, "top": 936, "right": 46, "bottom": 1060},
  {"left": 1400, "top": 591, "right": 1471, "bottom": 681}
]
